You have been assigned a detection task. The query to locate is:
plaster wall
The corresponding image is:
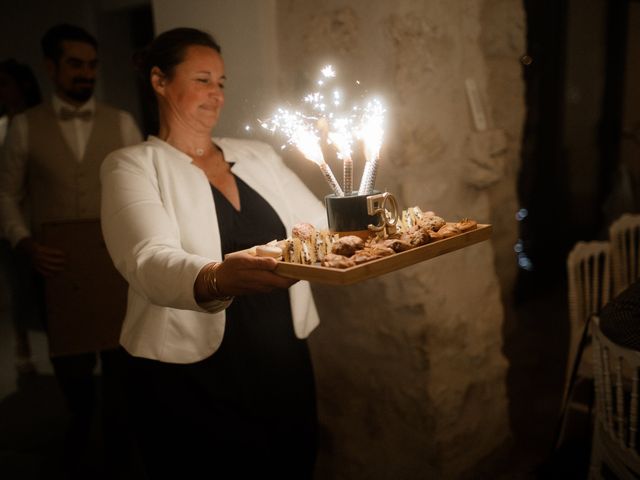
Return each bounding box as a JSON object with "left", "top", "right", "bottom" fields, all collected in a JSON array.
[{"left": 276, "top": 1, "right": 524, "bottom": 477}]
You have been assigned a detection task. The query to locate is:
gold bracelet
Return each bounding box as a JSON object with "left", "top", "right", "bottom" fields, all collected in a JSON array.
[{"left": 207, "top": 262, "right": 233, "bottom": 301}]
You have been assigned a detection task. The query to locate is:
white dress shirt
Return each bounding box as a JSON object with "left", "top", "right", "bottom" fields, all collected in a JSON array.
[
  {"left": 7, "top": 95, "right": 142, "bottom": 163},
  {"left": 53, "top": 95, "right": 95, "bottom": 161},
  {"left": 0, "top": 95, "right": 142, "bottom": 244}
]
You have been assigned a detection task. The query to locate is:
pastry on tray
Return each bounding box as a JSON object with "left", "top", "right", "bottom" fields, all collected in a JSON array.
[{"left": 248, "top": 206, "right": 478, "bottom": 269}]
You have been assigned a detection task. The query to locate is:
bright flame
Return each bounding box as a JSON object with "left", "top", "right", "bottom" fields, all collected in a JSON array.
[
  {"left": 292, "top": 127, "right": 324, "bottom": 165},
  {"left": 357, "top": 99, "right": 385, "bottom": 162},
  {"left": 321, "top": 65, "right": 336, "bottom": 78},
  {"left": 327, "top": 116, "right": 353, "bottom": 159}
]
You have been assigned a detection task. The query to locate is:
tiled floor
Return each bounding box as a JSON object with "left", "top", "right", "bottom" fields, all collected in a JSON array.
[{"left": 0, "top": 267, "right": 592, "bottom": 479}]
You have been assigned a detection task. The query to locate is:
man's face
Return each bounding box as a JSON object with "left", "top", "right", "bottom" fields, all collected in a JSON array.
[{"left": 48, "top": 40, "right": 98, "bottom": 104}]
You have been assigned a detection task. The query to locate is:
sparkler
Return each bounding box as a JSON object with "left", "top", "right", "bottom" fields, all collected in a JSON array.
[
  {"left": 328, "top": 118, "right": 354, "bottom": 195},
  {"left": 260, "top": 65, "right": 385, "bottom": 197},
  {"left": 357, "top": 99, "right": 385, "bottom": 195},
  {"left": 293, "top": 127, "right": 344, "bottom": 197}
]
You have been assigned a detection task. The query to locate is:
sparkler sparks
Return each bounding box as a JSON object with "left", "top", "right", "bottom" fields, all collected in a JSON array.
[
  {"left": 259, "top": 65, "right": 385, "bottom": 197},
  {"left": 321, "top": 65, "right": 336, "bottom": 78}
]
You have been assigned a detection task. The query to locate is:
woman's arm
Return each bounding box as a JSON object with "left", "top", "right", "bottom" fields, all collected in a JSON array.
[
  {"left": 101, "top": 148, "right": 217, "bottom": 311},
  {"left": 102, "top": 147, "right": 298, "bottom": 311},
  {"left": 194, "top": 253, "right": 297, "bottom": 303}
]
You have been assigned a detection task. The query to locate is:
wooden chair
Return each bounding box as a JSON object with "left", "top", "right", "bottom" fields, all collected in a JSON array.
[
  {"left": 610, "top": 214, "right": 640, "bottom": 297},
  {"left": 590, "top": 316, "right": 640, "bottom": 479}
]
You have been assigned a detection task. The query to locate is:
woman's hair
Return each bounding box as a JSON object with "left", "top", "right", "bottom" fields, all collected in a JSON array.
[
  {"left": 135, "top": 27, "right": 221, "bottom": 83},
  {"left": 0, "top": 59, "right": 42, "bottom": 114},
  {"left": 133, "top": 28, "right": 221, "bottom": 134}
]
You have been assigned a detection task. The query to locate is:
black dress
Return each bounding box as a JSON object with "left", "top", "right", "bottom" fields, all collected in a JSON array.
[{"left": 123, "top": 175, "right": 317, "bottom": 479}]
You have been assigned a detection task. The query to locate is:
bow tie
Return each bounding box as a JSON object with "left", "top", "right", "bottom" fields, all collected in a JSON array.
[{"left": 59, "top": 108, "right": 93, "bottom": 121}]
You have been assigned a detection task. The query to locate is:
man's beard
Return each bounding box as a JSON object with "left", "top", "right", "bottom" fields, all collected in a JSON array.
[{"left": 65, "top": 78, "right": 94, "bottom": 102}]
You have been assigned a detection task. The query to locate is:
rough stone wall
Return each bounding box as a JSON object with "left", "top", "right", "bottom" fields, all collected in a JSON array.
[
  {"left": 276, "top": 1, "right": 525, "bottom": 477},
  {"left": 479, "top": 0, "right": 527, "bottom": 300}
]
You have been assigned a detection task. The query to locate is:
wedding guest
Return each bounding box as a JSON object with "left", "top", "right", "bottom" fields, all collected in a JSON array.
[{"left": 101, "top": 27, "right": 325, "bottom": 479}]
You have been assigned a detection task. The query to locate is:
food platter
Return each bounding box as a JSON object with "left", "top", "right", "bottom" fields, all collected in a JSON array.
[{"left": 275, "top": 224, "right": 492, "bottom": 285}]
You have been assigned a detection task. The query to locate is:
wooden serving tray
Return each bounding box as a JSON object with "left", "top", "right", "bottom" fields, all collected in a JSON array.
[{"left": 275, "top": 224, "right": 492, "bottom": 285}]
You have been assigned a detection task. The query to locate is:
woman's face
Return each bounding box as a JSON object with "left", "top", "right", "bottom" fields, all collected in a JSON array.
[{"left": 155, "top": 45, "right": 225, "bottom": 132}]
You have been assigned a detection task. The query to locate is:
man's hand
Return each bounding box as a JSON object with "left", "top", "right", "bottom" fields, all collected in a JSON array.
[{"left": 16, "top": 237, "right": 66, "bottom": 277}]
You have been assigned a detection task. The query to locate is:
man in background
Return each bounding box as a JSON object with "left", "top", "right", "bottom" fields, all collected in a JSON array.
[{"left": 0, "top": 23, "right": 142, "bottom": 478}]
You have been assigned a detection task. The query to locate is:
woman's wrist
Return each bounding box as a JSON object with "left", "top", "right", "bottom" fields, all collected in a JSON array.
[{"left": 204, "top": 262, "right": 233, "bottom": 301}]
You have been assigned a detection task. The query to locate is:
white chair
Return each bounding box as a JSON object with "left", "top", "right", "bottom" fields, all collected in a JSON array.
[
  {"left": 590, "top": 316, "right": 640, "bottom": 479},
  {"left": 610, "top": 214, "right": 640, "bottom": 297},
  {"left": 564, "top": 241, "right": 611, "bottom": 405}
]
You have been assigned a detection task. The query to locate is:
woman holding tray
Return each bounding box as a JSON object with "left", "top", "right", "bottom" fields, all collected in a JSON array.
[{"left": 100, "top": 27, "right": 325, "bottom": 479}]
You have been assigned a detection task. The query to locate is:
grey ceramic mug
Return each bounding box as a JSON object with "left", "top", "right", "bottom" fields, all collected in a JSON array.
[{"left": 324, "top": 191, "right": 381, "bottom": 237}]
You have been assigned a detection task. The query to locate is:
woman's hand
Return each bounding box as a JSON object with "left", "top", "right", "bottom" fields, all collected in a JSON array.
[
  {"left": 194, "top": 252, "right": 298, "bottom": 302},
  {"left": 216, "top": 252, "right": 298, "bottom": 296}
]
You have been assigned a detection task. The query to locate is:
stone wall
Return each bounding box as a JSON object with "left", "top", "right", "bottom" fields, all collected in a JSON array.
[{"left": 276, "top": 1, "right": 525, "bottom": 477}]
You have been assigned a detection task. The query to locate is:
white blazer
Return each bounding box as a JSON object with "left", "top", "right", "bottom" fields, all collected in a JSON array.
[{"left": 100, "top": 136, "right": 326, "bottom": 364}]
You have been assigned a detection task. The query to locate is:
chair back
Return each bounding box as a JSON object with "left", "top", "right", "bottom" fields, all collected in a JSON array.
[
  {"left": 591, "top": 316, "right": 640, "bottom": 477},
  {"left": 568, "top": 241, "right": 611, "bottom": 329},
  {"left": 564, "top": 241, "right": 611, "bottom": 404},
  {"left": 610, "top": 214, "right": 640, "bottom": 297}
]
